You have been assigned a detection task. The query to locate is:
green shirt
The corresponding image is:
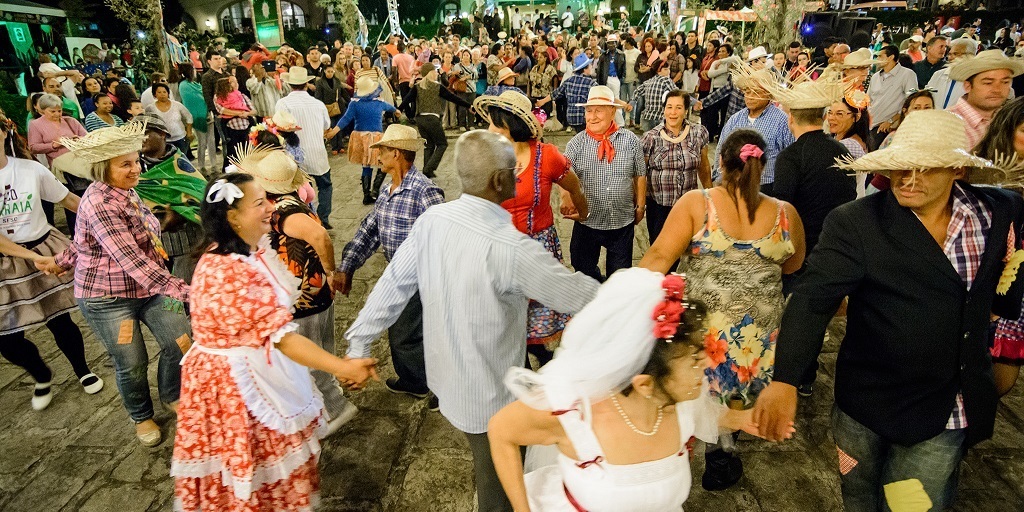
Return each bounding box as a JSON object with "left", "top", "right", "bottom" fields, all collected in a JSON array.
[{"left": 62, "top": 96, "right": 81, "bottom": 119}]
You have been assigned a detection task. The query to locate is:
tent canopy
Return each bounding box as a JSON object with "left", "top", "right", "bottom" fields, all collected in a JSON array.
[{"left": 0, "top": 0, "right": 66, "bottom": 18}]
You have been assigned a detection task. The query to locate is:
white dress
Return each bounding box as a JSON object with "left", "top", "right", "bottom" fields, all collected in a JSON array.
[{"left": 524, "top": 397, "right": 717, "bottom": 511}]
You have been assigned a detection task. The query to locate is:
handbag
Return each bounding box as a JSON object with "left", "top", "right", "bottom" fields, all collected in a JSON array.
[
  {"left": 447, "top": 71, "right": 470, "bottom": 93},
  {"left": 325, "top": 84, "right": 341, "bottom": 116}
]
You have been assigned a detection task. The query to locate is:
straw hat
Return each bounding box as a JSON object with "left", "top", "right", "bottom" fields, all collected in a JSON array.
[
  {"left": 731, "top": 63, "right": 776, "bottom": 93},
  {"left": 59, "top": 118, "right": 146, "bottom": 164},
  {"left": 284, "top": 66, "right": 315, "bottom": 85},
  {"left": 497, "top": 31, "right": 508, "bottom": 40},
  {"left": 271, "top": 110, "right": 301, "bottom": 131},
  {"left": 839, "top": 48, "right": 878, "bottom": 69},
  {"left": 835, "top": 110, "right": 1006, "bottom": 183},
  {"left": 369, "top": 124, "right": 426, "bottom": 152},
  {"left": 355, "top": 75, "right": 377, "bottom": 97},
  {"left": 948, "top": 49, "right": 1024, "bottom": 82},
  {"left": 494, "top": 67, "right": 518, "bottom": 83},
  {"left": 576, "top": 85, "right": 622, "bottom": 108},
  {"left": 230, "top": 143, "right": 310, "bottom": 195},
  {"left": 746, "top": 46, "right": 769, "bottom": 62},
  {"left": 226, "top": 48, "right": 239, "bottom": 59},
  {"left": 474, "top": 90, "right": 543, "bottom": 140},
  {"left": 762, "top": 70, "right": 851, "bottom": 109}
]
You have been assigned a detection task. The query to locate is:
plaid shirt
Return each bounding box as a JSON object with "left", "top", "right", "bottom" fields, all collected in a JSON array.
[
  {"left": 641, "top": 122, "right": 709, "bottom": 206},
  {"left": 55, "top": 181, "right": 188, "bottom": 301},
  {"left": 340, "top": 167, "right": 444, "bottom": 274},
  {"left": 564, "top": 128, "right": 646, "bottom": 230},
  {"left": 702, "top": 82, "right": 746, "bottom": 123},
  {"left": 936, "top": 183, "right": 992, "bottom": 429},
  {"left": 551, "top": 74, "right": 597, "bottom": 127},
  {"left": 214, "top": 94, "right": 255, "bottom": 131},
  {"left": 482, "top": 84, "right": 527, "bottom": 98},
  {"left": 631, "top": 75, "right": 678, "bottom": 122},
  {"left": 950, "top": 96, "right": 991, "bottom": 149},
  {"left": 714, "top": 103, "right": 795, "bottom": 185}
]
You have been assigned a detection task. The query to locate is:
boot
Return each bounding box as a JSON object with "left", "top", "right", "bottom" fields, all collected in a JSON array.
[
  {"left": 371, "top": 170, "right": 386, "bottom": 200},
  {"left": 361, "top": 175, "right": 373, "bottom": 205}
]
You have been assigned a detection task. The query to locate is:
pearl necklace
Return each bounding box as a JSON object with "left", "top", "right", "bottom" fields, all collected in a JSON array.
[{"left": 609, "top": 393, "right": 664, "bottom": 436}]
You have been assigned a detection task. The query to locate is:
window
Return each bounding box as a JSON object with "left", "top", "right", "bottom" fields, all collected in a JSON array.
[{"left": 219, "top": 1, "right": 305, "bottom": 34}]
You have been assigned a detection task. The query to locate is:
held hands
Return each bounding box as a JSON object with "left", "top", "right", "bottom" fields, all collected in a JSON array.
[
  {"left": 334, "top": 357, "right": 380, "bottom": 390},
  {"left": 330, "top": 271, "right": 352, "bottom": 297},
  {"left": 751, "top": 382, "right": 799, "bottom": 442},
  {"left": 34, "top": 256, "right": 67, "bottom": 276},
  {"left": 325, "top": 127, "right": 341, "bottom": 139},
  {"left": 560, "top": 191, "right": 583, "bottom": 221},
  {"left": 693, "top": 100, "right": 704, "bottom": 112}
]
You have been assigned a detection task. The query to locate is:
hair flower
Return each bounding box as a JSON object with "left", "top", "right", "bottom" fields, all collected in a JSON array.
[{"left": 652, "top": 274, "right": 688, "bottom": 340}]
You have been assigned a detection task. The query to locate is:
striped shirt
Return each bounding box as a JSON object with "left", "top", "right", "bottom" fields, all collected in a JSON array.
[
  {"left": 344, "top": 194, "right": 599, "bottom": 433},
  {"left": 564, "top": 128, "right": 647, "bottom": 230},
  {"left": 714, "top": 103, "right": 795, "bottom": 185},
  {"left": 83, "top": 112, "right": 124, "bottom": 132},
  {"left": 275, "top": 91, "right": 331, "bottom": 176},
  {"left": 949, "top": 96, "right": 991, "bottom": 149}
]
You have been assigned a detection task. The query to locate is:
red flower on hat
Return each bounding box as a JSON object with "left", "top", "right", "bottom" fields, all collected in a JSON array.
[{"left": 652, "top": 274, "right": 688, "bottom": 340}]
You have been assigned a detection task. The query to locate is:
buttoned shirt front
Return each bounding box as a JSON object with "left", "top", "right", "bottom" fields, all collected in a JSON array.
[
  {"left": 344, "top": 194, "right": 599, "bottom": 433},
  {"left": 275, "top": 91, "right": 331, "bottom": 176},
  {"left": 950, "top": 96, "right": 991, "bottom": 149},
  {"left": 641, "top": 122, "right": 710, "bottom": 206},
  {"left": 564, "top": 128, "right": 646, "bottom": 230},
  {"left": 714, "top": 103, "right": 795, "bottom": 185},
  {"left": 867, "top": 65, "right": 919, "bottom": 129}
]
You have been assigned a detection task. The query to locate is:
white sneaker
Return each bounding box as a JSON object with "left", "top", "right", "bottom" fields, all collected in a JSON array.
[
  {"left": 325, "top": 402, "right": 359, "bottom": 437},
  {"left": 80, "top": 373, "right": 104, "bottom": 394},
  {"left": 32, "top": 382, "right": 52, "bottom": 411}
]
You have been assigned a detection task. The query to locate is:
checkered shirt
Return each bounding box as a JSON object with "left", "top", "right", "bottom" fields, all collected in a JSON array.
[
  {"left": 551, "top": 74, "right": 597, "bottom": 127},
  {"left": 482, "top": 84, "right": 528, "bottom": 98},
  {"left": 950, "top": 96, "right": 991, "bottom": 149},
  {"left": 713, "top": 103, "right": 795, "bottom": 185},
  {"left": 54, "top": 181, "right": 188, "bottom": 301},
  {"left": 631, "top": 75, "right": 678, "bottom": 122},
  {"left": 340, "top": 167, "right": 445, "bottom": 274},
  {"left": 214, "top": 94, "right": 255, "bottom": 131},
  {"left": 702, "top": 82, "right": 747, "bottom": 123},
  {"left": 641, "top": 122, "right": 710, "bottom": 206},
  {"left": 564, "top": 128, "right": 646, "bottom": 230}
]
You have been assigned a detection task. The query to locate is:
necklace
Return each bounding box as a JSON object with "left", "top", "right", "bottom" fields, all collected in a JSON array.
[{"left": 609, "top": 393, "right": 663, "bottom": 436}]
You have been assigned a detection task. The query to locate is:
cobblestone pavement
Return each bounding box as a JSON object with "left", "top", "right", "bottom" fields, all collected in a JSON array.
[{"left": 2, "top": 131, "right": 1024, "bottom": 511}]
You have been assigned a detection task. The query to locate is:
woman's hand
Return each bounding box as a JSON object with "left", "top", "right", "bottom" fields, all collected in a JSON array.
[
  {"left": 34, "top": 256, "right": 67, "bottom": 276},
  {"left": 334, "top": 357, "right": 379, "bottom": 389}
]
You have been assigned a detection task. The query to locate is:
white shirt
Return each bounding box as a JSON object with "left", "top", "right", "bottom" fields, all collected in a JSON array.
[
  {"left": 144, "top": 101, "right": 194, "bottom": 141},
  {"left": 275, "top": 91, "right": 331, "bottom": 176},
  {"left": 561, "top": 11, "right": 574, "bottom": 28},
  {"left": 140, "top": 87, "right": 155, "bottom": 109},
  {"left": 0, "top": 157, "right": 69, "bottom": 242},
  {"left": 344, "top": 194, "right": 599, "bottom": 433},
  {"left": 623, "top": 47, "right": 641, "bottom": 83},
  {"left": 867, "top": 64, "right": 918, "bottom": 129},
  {"left": 512, "top": 12, "right": 522, "bottom": 30}
]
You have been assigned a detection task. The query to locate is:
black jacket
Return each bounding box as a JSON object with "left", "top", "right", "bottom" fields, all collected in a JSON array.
[
  {"left": 771, "top": 130, "right": 855, "bottom": 255},
  {"left": 775, "top": 184, "right": 1024, "bottom": 447},
  {"left": 597, "top": 49, "right": 625, "bottom": 86}
]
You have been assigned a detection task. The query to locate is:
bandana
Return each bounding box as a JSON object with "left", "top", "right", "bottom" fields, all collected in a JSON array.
[{"left": 586, "top": 122, "right": 619, "bottom": 163}]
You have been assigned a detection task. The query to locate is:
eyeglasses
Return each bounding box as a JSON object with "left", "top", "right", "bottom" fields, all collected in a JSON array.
[{"left": 826, "top": 110, "right": 853, "bottom": 118}]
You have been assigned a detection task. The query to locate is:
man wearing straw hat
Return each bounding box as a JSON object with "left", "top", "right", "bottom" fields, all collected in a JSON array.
[
  {"left": 755, "top": 109, "right": 1024, "bottom": 511},
  {"left": 947, "top": 49, "right": 1024, "bottom": 148},
  {"left": 693, "top": 46, "right": 769, "bottom": 136},
  {"left": 345, "top": 130, "right": 598, "bottom": 512},
  {"left": 483, "top": 67, "right": 527, "bottom": 97},
  {"left": 340, "top": 124, "right": 444, "bottom": 407}
]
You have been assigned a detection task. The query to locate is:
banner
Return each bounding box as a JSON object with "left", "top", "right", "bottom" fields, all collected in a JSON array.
[{"left": 252, "top": 0, "right": 283, "bottom": 49}]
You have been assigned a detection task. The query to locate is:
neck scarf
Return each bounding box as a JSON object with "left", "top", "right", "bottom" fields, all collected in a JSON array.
[{"left": 586, "top": 122, "right": 619, "bottom": 163}]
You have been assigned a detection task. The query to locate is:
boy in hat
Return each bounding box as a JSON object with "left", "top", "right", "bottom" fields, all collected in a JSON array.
[
  {"left": 756, "top": 109, "right": 1024, "bottom": 512},
  {"left": 948, "top": 49, "right": 1024, "bottom": 147}
]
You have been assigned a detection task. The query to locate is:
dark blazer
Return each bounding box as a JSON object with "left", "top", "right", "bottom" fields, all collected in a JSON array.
[
  {"left": 597, "top": 50, "right": 625, "bottom": 86},
  {"left": 774, "top": 184, "right": 1024, "bottom": 447}
]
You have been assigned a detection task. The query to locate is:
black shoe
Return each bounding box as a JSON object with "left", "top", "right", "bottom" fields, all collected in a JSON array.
[
  {"left": 798, "top": 382, "right": 814, "bottom": 397},
  {"left": 361, "top": 175, "right": 373, "bottom": 205},
  {"left": 321, "top": 221, "right": 334, "bottom": 230},
  {"left": 701, "top": 449, "right": 743, "bottom": 491},
  {"left": 427, "top": 395, "right": 439, "bottom": 411},
  {"left": 384, "top": 377, "right": 429, "bottom": 399},
  {"left": 424, "top": 171, "right": 436, "bottom": 179}
]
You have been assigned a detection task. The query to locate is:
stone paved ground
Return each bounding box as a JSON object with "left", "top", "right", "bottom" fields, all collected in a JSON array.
[{"left": 2, "top": 131, "right": 1024, "bottom": 511}]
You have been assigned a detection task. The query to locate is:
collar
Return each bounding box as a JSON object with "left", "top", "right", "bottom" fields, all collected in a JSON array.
[
  {"left": 950, "top": 182, "right": 981, "bottom": 219},
  {"left": 92, "top": 180, "right": 133, "bottom": 204},
  {"left": 459, "top": 193, "right": 512, "bottom": 223},
  {"left": 384, "top": 166, "right": 424, "bottom": 198},
  {"left": 952, "top": 96, "right": 991, "bottom": 127}
]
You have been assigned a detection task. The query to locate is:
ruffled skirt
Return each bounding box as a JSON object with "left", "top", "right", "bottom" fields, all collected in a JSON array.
[
  {"left": 527, "top": 226, "right": 571, "bottom": 344},
  {"left": 347, "top": 131, "right": 383, "bottom": 167},
  {"left": 0, "top": 228, "right": 77, "bottom": 336}
]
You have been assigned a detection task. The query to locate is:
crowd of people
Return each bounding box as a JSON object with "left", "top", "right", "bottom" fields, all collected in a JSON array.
[{"left": 5, "top": 10, "right": 1024, "bottom": 512}]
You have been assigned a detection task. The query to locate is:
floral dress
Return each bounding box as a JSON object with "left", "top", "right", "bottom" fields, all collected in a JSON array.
[
  {"left": 687, "top": 190, "right": 795, "bottom": 407},
  {"left": 171, "top": 247, "right": 328, "bottom": 512}
]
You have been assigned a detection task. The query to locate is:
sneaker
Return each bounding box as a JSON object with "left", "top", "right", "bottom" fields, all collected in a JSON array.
[
  {"left": 326, "top": 402, "right": 359, "bottom": 437},
  {"left": 701, "top": 449, "right": 743, "bottom": 491},
  {"left": 798, "top": 382, "right": 814, "bottom": 398},
  {"left": 80, "top": 373, "right": 104, "bottom": 394},
  {"left": 384, "top": 378, "right": 429, "bottom": 399},
  {"left": 32, "top": 382, "right": 52, "bottom": 411},
  {"left": 427, "top": 395, "right": 439, "bottom": 411}
]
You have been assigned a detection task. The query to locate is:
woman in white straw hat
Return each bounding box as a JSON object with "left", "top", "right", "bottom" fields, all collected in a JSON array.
[
  {"left": 327, "top": 74, "right": 398, "bottom": 204},
  {"left": 489, "top": 268, "right": 780, "bottom": 512},
  {"left": 38, "top": 119, "right": 192, "bottom": 447},
  {"left": 475, "top": 90, "right": 589, "bottom": 367}
]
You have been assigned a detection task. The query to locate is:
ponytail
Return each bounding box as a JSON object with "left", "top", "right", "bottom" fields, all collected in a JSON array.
[{"left": 718, "top": 129, "right": 767, "bottom": 224}]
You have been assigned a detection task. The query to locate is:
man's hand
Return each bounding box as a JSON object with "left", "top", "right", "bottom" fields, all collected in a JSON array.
[
  {"left": 693, "top": 100, "right": 703, "bottom": 112},
  {"left": 335, "top": 357, "right": 380, "bottom": 390},
  {"left": 634, "top": 205, "right": 645, "bottom": 225},
  {"left": 752, "top": 382, "right": 799, "bottom": 442},
  {"left": 878, "top": 121, "right": 892, "bottom": 133},
  {"left": 334, "top": 271, "right": 352, "bottom": 296}
]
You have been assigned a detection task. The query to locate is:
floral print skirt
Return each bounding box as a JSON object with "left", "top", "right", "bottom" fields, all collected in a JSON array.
[{"left": 527, "top": 225, "right": 572, "bottom": 345}]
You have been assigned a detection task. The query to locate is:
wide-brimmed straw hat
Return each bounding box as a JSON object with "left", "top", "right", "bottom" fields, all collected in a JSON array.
[
  {"left": 355, "top": 75, "right": 377, "bottom": 97},
  {"left": 59, "top": 118, "right": 146, "bottom": 164},
  {"left": 271, "top": 110, "right": 301, "bottom": 131},
  {"left": 948, "top": 49, "right": 1024, "bottom": 82},
  {"left": 731, "top": 64, "right": 776, "bottom": 96},
  {"left": 762, "top": 70, "right": 851, "bottom": 109},
  {"left": 576, "top": 85, "right": 622, "bottom": 108},
  {"left": 494, "top": 67, "right": 519, "bottom": 83},
  {"left": 835, "top": 110, "right": 1007, "bottom": 183},
  {"left": 839, "top": 48, "right": 878, "bottom": 69},
  {"left": 230, "top": 143, "right": 310, "bottom": 195},
  {"left": 369, "top": 124, "right": 426, "bottom": 152},
  {"left": 284, "top": 66, "right": 315, "bottom": 85},
  {"left": 474, "top": 90, "right": 543, "bottom": 140}
]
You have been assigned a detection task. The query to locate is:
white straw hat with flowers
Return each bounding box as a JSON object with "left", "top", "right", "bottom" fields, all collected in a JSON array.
[
  {"left": 948, "top": 49, "right": 1024, "bottom": 82},
  {"left": 271, "top": 110, "right": 301, "bottom": 131},
  {"left": 474, "top": 90, "right": 543, "bottom": 140},
  {"left": 229, "top": 143, "right": 311, "bottom": 195},
  {"left": 59, "top": 118, "right": 147, "bottom": 164}
]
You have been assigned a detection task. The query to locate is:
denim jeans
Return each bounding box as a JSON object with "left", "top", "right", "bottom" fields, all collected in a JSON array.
[
  {"left": 313, "top": 171, "right": 333, "bottom": 224},
  {"left": 831, "top": 406, "right": 966, "bottom": 512},
  {"left": 77, "top": 295, "right": 191, "bottom": 422}
]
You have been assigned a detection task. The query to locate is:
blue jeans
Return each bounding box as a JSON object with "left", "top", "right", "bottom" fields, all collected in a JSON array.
[
  {"left": 831, "top": 405, "right": 966, "bottom": 512},
  {"left": 77, "top": 295, "right": 191, "bottom": 422},
  {"left": 313, "top": 171, "right": 333, "bottom": 224}
]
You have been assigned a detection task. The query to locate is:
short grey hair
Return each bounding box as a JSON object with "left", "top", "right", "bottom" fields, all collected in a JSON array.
[
  {"left": 37, "top": 93, "right": 63, "bottom": 111},
  {"left": 455, "top": 130, "right": 516, "bottom": 195},
  {"left": 950, "top": 38, "right": 979, "bottom": 56}
]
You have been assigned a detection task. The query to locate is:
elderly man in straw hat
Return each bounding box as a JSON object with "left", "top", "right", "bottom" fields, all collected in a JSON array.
[
  {"left": 340, "top": 124, "right": 444, "bottom": 408},
  {"left": 755, "top": 109, "right": 1024, "bottom": 511},
  {"left": 948, "top": 49, "right": 1024, "bottom": 148},
  {"left": 927, "top": 37, "right": 980, "bottom": 110},
  {"left": 345, "top": 130, "right": 598, "bottom": 512},
  {"left": 275, "top": 66, "right": 335, "bottom": 229},
  {"left": 713, "top": 65, "right": 795, "bottom": 194},
  {"left": 563, "top": 85, "right": 644, "bottom": 282},
  {"left": 694, "top": 45, "right": 770, "bottom": 129}
]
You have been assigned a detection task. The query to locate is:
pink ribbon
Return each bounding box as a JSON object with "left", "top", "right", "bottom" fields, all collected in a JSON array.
[{"left": 739, "top": 144, "right": 764, "bottom": 163}]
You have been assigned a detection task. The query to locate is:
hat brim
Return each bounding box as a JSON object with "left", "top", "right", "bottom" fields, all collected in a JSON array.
[
  {"left": 257, "top": 168, "right": 311, "bottom": 195},
  {"left": 370, "top": 138, "right": 426, "bottom": 152},
  {"left": 473, "top": 95, "right": 543, "bottom": 140},
  {"left": 949, "top": 59, "right": 1024, "bottom": 81},
  {"left": 574, "top": 100, "right": 623, "bottom": 108},
  {"left": 284, "top": 75, "right": 316, "bottom": 85},
  {"left": 836, "top": 146, "right": 1007, "bottom": 183},
  {"left": 839, "top": 59, "right": 878, "bottom": 69},
  {"left": 572, "top": 58, "right": 594, "bottom": 72}
]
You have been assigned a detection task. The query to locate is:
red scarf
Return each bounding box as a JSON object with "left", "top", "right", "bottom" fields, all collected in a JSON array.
[{"left": 586, "top": 123, "right": 619, "bottom": 163}]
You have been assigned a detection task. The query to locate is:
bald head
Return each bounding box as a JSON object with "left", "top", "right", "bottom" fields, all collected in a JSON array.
[{"left": 455, "top": 130, "right": 517, "bottom": 201}]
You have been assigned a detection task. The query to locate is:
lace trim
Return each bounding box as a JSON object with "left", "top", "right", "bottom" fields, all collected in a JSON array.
[
  {"left": 171, "top": 416, "right": 327, "bottom": 502},
  {"left": 270, "top": 322, "right": 299, "bottom": 345},
  {"left": 228, "top": 349, "right": 325, "bottom": 434}
]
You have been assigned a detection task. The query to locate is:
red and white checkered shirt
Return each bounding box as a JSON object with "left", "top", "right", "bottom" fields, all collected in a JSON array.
[{"left": 950, "top": 96, "right": 992, "bottom": 150}]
